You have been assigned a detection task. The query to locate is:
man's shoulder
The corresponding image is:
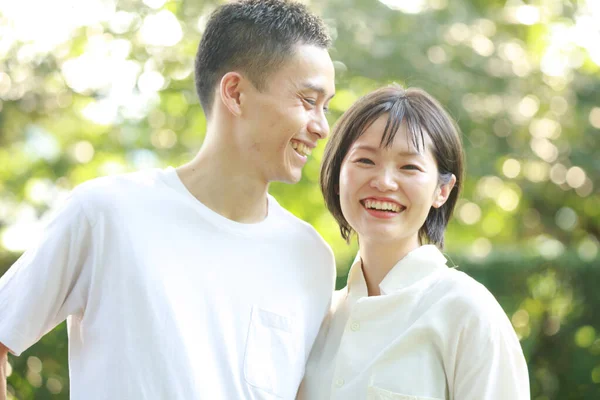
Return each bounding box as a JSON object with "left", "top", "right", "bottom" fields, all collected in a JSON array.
[
  {"left": 76, "top": 168, "right": 163, "bottom": 193},
  {"left": 269, "top": 197, "right": 332, "bottom": 249},
  {"left": 72, "top": 168, "right": 163, "bottom": 199},
  {"left": 69, "top": 168, "right": 166, "bottom": 217}
]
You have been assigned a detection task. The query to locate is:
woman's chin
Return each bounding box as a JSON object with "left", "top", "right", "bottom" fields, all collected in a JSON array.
[{"left": 357, "top": 229, "right": 419, "bottom": 248}]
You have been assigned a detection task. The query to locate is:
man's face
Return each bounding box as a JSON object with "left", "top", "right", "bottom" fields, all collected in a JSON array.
[{"left": 240, "top": 44, "right": 335, "bottom": 184}]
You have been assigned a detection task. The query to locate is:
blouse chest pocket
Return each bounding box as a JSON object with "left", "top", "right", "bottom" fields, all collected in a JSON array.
[
  {"left": 367, "top": 386, "right": 444, "bottom": 400},
  {"left": 244, "top": 306, "right": 304, "bottom": 399}
]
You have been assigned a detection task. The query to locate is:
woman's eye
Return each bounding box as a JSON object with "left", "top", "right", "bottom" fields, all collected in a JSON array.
[
  {"left": 356, "top": 158, "right": 374, "bottom": 165},
  {"left": 303, "top": 98, "right": 316, "bottom": 106},
  {"left": 402, "top": 164, "right": 421, "bottom": 171}
]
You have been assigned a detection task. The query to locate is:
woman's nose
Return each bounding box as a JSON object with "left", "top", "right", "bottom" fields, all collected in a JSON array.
[{"left": 370, "top": 169, "right": 398, "bottom": 192}]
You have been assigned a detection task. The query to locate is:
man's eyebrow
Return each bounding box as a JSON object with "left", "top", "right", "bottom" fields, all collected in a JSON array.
[{"left": 300, "top": 82, "right": 335, "bottom": 101}]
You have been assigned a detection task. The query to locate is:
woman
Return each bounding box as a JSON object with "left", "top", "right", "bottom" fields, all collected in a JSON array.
[{"left": 298, "top": 85, "right": 529, "bottom": 399}]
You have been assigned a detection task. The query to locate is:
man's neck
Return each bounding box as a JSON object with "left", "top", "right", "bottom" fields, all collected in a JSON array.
[{"left": 177, "top": 144, "right": 269, "bottom": 224}]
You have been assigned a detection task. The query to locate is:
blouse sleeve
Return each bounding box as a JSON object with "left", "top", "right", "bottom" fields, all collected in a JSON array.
[{"left": 450, "top": 295, "right": 530, "bottom": 400}]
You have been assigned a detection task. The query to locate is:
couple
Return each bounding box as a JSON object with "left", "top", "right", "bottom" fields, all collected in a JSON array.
[{"left": 0, "top": 0, "right": 529, "bottom": 399}]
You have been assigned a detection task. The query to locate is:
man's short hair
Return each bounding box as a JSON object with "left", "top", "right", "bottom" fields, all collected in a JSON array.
[
  {"left": 195, "top": 0, "right": 332, "bottom": 116},
  {"left": 320, "top": 85, "right": 465, "bottom": 248}
]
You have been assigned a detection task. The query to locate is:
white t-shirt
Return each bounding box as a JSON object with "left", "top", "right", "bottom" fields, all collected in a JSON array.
[
  {"left": 0, "top": 167, "right": 336, "bottom": 400},
  {"left": 298, "top": 245, "right": 530, "bottom": 400}
]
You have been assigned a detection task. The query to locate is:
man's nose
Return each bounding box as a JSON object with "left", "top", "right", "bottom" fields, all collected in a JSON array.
[{"left": 307, "top": 109, "right": 330, "bottom": 140}]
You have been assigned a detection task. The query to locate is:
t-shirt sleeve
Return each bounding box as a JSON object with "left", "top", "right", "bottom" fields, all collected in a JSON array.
[
  {"left": 452, "top": 298, "right": 531, "bottom": 400},
  {"left": 0, "top": 192, "right": 93, "bottom": 356}
]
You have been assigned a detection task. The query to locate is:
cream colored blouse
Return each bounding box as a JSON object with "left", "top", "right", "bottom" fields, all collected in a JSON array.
[{"left": 298, "top": 245, "right": 530, "bottom": 400}]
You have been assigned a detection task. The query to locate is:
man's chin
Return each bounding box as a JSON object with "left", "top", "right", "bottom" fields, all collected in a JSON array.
[
  {"left": 276, "top": 169, "right": 303, "bottom": 185},
  {"left": 282, "top": 175, "right": 302, "bottom": 185}
]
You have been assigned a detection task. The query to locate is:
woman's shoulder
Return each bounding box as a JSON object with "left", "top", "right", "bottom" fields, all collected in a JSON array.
[
  {"left": 434, "top": 268, "right": 512, "bottom": 328},
  {"left": 438, "top": 269, "right": 525, "bottom": 360}
]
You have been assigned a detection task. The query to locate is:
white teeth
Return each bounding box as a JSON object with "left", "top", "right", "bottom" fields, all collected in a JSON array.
[
  {"left": 291, "top": 141, "right": 312, "bottom": 157},
  {"left": 364, "top": 200, "right": 402, "bottom": 212}
]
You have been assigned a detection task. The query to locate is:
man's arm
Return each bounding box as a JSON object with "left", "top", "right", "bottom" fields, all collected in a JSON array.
[
  {"left": 0, "top": 190, "right": 93, "bottom": 399},
  {"left": 0, "top": 342, "right": 8, "bottom": 400}
]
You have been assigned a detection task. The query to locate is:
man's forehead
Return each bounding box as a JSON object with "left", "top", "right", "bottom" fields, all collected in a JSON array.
[{"left": 281, "top": 45, "right": 335, "bottom": 88}]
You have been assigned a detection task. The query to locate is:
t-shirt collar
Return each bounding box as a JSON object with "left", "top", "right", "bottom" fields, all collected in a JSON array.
[{"left": 347, "top": 245, "right": 448, "bottom": 297}]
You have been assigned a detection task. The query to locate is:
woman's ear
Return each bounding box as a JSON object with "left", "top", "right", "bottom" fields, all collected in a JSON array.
[
  {"left": 218, "top": 72, "right": 244, "bottom": 116},
  {"left": 433, "top": 174, "right": 456, "bottom": 208}
]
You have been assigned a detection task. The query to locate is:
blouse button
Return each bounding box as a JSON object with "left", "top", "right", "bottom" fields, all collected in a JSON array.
[
  {"left": 350, "top": 321, "right": 360, "bottom": 331},
  {"left": 335, "top": 378, "right": 345, "bottom": 388}
]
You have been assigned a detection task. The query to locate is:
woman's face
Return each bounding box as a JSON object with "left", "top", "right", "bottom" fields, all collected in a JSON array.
[{"left": 338, "top": 114, "right": 453, "bottom": 248}]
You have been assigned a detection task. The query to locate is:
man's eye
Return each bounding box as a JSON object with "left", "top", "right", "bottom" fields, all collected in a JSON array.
[
  {"left": 303, "top": 98, "right": 316, "bottom": 106},
  {"left": 323, "top": 106, "right": 330, "bottom": 114}
]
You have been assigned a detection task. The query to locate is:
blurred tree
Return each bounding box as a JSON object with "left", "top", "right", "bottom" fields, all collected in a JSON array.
[{"left": 0, "top": 0, "right": 598, "bottom": 398}]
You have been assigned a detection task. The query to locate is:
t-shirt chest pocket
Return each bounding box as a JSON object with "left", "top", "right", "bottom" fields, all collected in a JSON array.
[{"left": 244, "top": 306, "right": 304, "bottom": 399}]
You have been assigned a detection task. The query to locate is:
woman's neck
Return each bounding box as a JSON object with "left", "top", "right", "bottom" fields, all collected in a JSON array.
[{"left": 359, "top": 237, "right": 420, "bottom": 296}]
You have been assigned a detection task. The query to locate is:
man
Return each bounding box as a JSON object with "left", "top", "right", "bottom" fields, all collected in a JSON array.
[{"left": 0, "top": 0, "right": 336, "bottom": 398}]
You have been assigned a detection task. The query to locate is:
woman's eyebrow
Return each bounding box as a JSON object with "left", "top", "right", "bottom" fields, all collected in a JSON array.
[
  {"left": 396, "top": 150, "right": 424, "bottom": 158},
  {"left": 352, "top": 144, "right": 378, "bottom": 153},
  {"left": 352, "top": 144, "right": 423, "bottom": 158}
]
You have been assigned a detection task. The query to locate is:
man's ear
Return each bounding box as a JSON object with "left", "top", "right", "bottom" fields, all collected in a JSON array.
[
  {"left": 433, "top": 174, "right": 456, "bottom": 208},
  {"left": 219, "top": 72, "right": 244, "bottom": 116}
]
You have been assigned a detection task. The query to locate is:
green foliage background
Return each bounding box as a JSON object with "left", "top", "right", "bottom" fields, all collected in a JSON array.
[{"left": 0, "top": 0, "right": 599, "bottom": 398}]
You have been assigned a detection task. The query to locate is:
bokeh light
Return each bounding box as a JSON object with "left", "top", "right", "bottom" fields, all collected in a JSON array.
[{"left": 0, "top": 0, "right": 599, "bottom": 398}]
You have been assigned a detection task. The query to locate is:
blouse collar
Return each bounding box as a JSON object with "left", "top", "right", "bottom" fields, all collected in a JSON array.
[{"left": 347, "top": 245, "right": 449, "bottom": 297}]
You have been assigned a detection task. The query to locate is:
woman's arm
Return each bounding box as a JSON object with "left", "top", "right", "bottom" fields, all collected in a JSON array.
[{"left": 451, "top": 304, "right": 530, "bottom": 399}]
